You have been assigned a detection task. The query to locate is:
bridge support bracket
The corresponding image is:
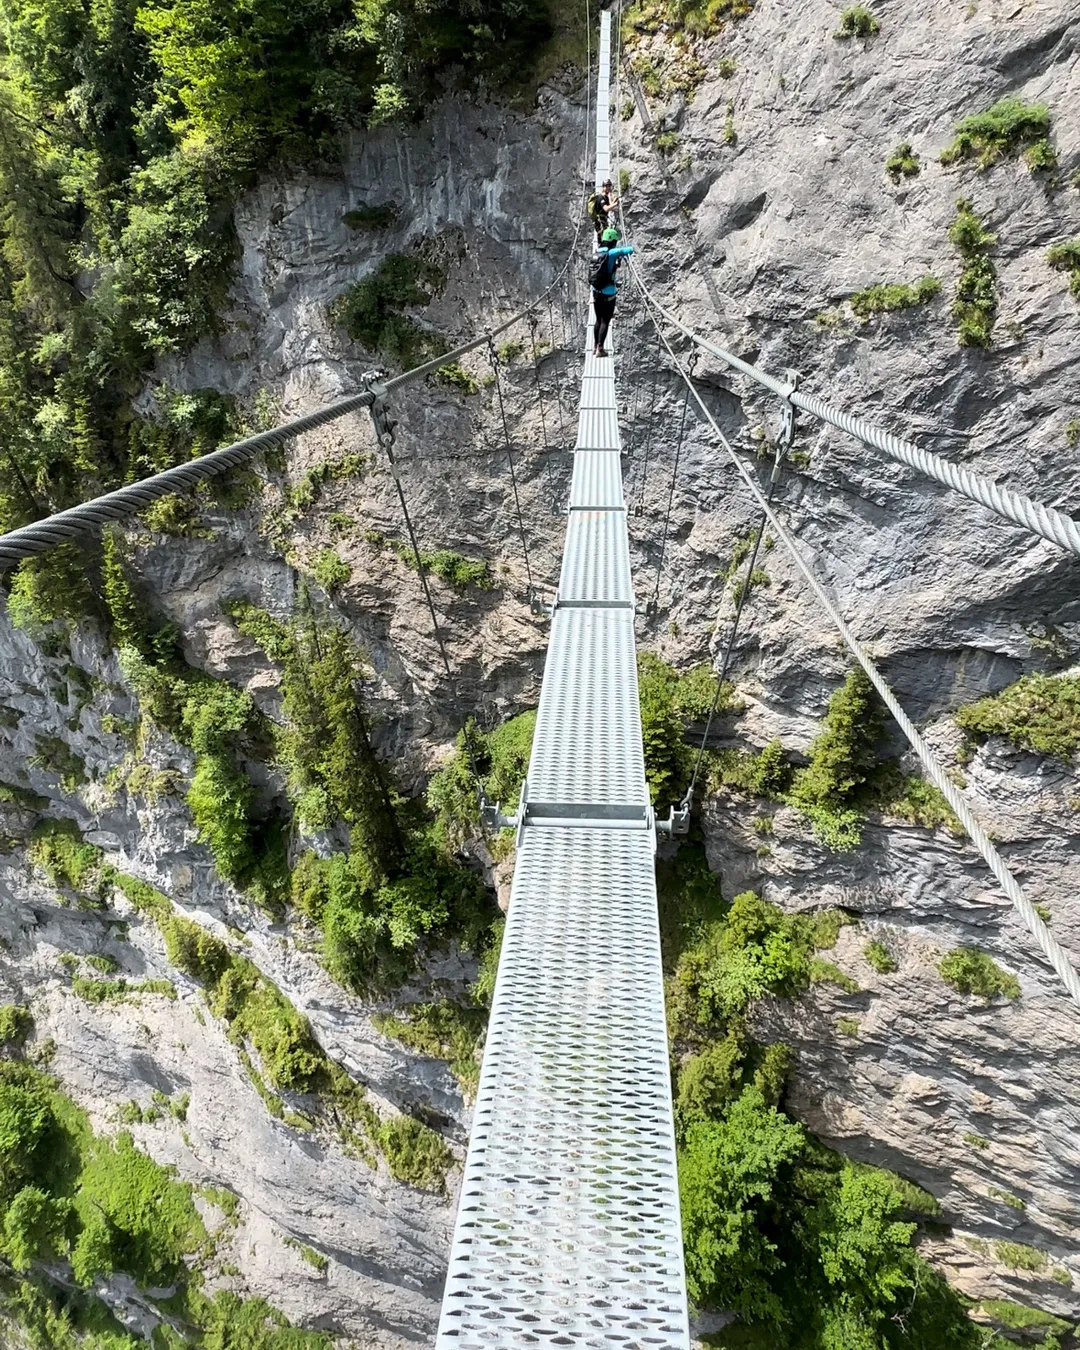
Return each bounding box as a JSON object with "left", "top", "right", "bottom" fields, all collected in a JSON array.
[
  {"left": 779, "top": 368, "right": 800, "bottom": 451},
  {"left": 656, "top": 802, "right": 691, "bottom": 836}
]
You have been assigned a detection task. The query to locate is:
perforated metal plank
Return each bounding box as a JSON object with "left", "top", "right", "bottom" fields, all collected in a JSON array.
[
  {"left": 569, "top": 451, "right": 624, "bottom": 509},
  {"left": 576, "top": 405, "right": 621, "bottom": 451},
  {"left": 526, "top": 606, "right": 648, "bottom": 809},
  {"left": 558, "top": 510, "right": 633, "bottom": 606},
  {"left": 434, "top": 827, "right": 688, "bottom": 1350}
]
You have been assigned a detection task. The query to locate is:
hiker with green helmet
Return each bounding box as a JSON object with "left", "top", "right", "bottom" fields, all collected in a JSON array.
[
  {"left": 589, "top": 227, "right": 633, "bottom": 358},
  {"left": 587, "top": 179, "right": 619, "bottom": 240}
]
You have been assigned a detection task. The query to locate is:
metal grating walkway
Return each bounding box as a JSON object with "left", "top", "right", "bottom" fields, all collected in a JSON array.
[{"left": 434, "top": 13, "right": 689, "bottom": 1347}]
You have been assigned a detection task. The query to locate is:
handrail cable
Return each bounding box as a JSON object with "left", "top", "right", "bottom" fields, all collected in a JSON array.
[
  {"left": 487, "top": 337, "right": 535, "bottom": 595},
  {"left": 631, "top": 267, "right": 1080, "bottom": 1010},
  {"left": 0, "top": 35, "right": 599, "bottom": 573},
  {"left": 643, "top": 289, "right": 1080, "bottom": 560},
  {"left": 633, "top": 325, "right": 663, "bottom": 517}
]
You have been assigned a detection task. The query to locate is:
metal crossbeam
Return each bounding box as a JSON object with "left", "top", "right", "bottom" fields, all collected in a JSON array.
[{"left": 434, "top": 14, "right": 690, "bottom": 1345}]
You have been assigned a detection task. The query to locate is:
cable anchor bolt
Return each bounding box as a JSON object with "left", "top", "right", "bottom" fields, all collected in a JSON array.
[{"left": 363, "top": 375, "right": 397, "bottom": 450}]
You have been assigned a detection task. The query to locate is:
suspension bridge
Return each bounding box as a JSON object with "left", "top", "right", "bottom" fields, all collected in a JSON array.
[{"left": 2, "top": 8, "right": 1080, "bottom": 1345}]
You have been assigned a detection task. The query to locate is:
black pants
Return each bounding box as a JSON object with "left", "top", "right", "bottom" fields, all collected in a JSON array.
[{"left": 593, "top": 293, "right": 617, "bottom": 349}]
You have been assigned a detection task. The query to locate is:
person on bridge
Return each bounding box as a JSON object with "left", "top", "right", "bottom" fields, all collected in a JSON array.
[
  {"left": 588, "top": 179, "right": 619, "bottom": 240},
  {"left": 591, "top": 228, "right": 633, "bottom": 358}
]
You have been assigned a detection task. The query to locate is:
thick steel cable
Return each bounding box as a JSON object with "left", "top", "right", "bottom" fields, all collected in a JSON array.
[
  {"left": 632, "top": 271, "right": 1080, "bottom": 1010},
  {"left": 651, "top": 354, "right": 694, "bottom": 606},
  {"left": 487, "top": 339, "right": 535, "bottom": 595},
  {"left": 646, "top": 290, "right": 1080, "bottom": 561},
  {"left": 0, "top": 118, "right": 596, "bottom": 572}
]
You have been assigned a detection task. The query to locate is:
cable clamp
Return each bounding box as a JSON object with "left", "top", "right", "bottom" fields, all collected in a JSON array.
[
  {"left": 480, "top": 795, "right": 518, "bottom": 832},
  {"left": 779, "top": 368, "right": 800, "bottom": 453},
  {"left": 530, "top": 592, "right": 553, "bottom": 618},
  {"left": 655, "top": 801, "right": 690, "bottom": 836},
  {"left": 363, "top": 374, "right": 397, "bottom": 450}
]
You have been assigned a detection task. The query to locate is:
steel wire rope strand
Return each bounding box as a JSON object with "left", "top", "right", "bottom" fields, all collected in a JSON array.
[
  {"left": 0, "top": 47, "right": 600, "bottom": 573},
  {"left": 528, "top": 313, "right": 560, "bottom": 513},
  {"left": 642, "top": 286, "right": 1080, "bottom": 561},
  {"left": 487, "top": 338, "right": 535, "bottom": 594},
  {"left": 630, "top": 266, "right": 1080, "bottom": 1010},
  {"left": 651, "top": 355, "right": 694, "bottom": 605},
  {"left": 684, "top": 469, "right": 780, "bottom": 811},
  {"left": 546, "top": 292, "right": 568, "bottom": 442}
]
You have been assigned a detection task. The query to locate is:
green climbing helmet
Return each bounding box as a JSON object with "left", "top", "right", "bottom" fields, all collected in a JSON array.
[{"left": 601, "top": 227, "right": 620, "bottom": 244}]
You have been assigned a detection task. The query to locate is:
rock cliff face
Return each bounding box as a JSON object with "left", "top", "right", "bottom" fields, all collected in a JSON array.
[{"left": 2, "top": 0, "right": 1080, "bottom": 1343}]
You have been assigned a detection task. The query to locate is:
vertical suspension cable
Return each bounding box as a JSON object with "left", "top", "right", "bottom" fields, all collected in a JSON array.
[
  {"left": 651, "top": 352, "right": 695, "bottom": 606},
  {"left": 547, "top": 293, "right": 567, "bottom": 442},
  {"left": 633, "top": 325, "right": 664, "bottom": 515},
  {"left": 487, "top": 338, "right": 535, "bottom": 596},
  {"left": 529, "top": 313, "right": 559, "bottom": 511}
]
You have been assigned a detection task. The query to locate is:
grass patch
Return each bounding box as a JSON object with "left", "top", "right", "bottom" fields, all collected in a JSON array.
[
  {"left": 834, "top": 5, "right": 879, "bottom": 38},
  {"left": 435, "top": 363, "right": 480, "bottom": 394},
  {"left": 955, "top": 672, "right": 1080, "bottom": 759},
  {"left": 624, "top": 0, "right": 752, "bottom": 41},
  {"left": 835, "top": 1016, "right": 860, "bottom": 1037},
  {"left": 311, "top": 549, "right": 350, "bottom": 593},
  {"left": 0, "top": 1006, "right": 33, "bottom": 1048},
  {"left": 863, "top": 940, "right": 897, "bottom": 975},
  {"left": 886, "top": 141, "right": 920, "bottom": 181},
  {"left": 390, "top": 541, "right": 493, "bottom": 591},
  {"left": 333, "top": 252, "right": 446, "bottom": 368},
  {"left": 940, "top": 97, "right": 1053, "bottom": 171},
  {"left": 987, "top": 1186, "right": 1025, "bottom": 1211},
  {"left": 849, "top": 277, "right": 941, "bottom": 319},
  {"left": 963, "top": 1132, "right": 989, "bottom": 1150},
  {"left": 979, "top": 1299, "right": 1071, "bottom": 1338},
  {"left": 372, "top": 1001, "right": 486, "bottom": 1098},
  {"left": 939, "top": 948, "right": 1019, "bottom": 1001},
  {"left": 284, "top": 1236, "right": 328, "bottom": 1272},
  {"left": 949, "top": 198, "right": 998, "bottom": 348},
  {"left": 993, "top": 1241, "right": 1046, "bottom": 1273},
  {"left": 1047, "top": 239, "right": 1080, "bottom": 301}
]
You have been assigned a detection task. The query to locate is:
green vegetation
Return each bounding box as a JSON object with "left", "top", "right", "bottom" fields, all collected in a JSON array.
[
  {"left": 1047, "top": 239, "right": 1080, "bottom": 300},
  {"left": 955, "top": 672, "right": 1080, "bottom": 759},
  {"left": 940, "top": 98, "right": 1055, "bottom": 172},
  {"left": 835, "top": 1016, "right": 860, "bottom": 1037},
  {"left": 0, "top": 1006, "right": 32, "bottom": 1048},
  {"left": 311, "top": 549, "right": 351, "bottom": 593},
  {"left": 849, "top": 277, "right": 941, "bottom": 319},
  {"left": 979, "top": 1299, "right": 1071, "bottom": 1339},
  {"left": 656, "top": 132, "right": 681, "bottom": 156},
  {"left": 939, "top": 948, "right": 1020, "bottom": 1001},
  {"left": 1067, "top": 419, "right": 1080, "bottom": 449},
  {"left": 993, "top": 1241, "right": 1047, "bottom": 1272},
  {"left": 864, "top": 940, "right": 898, "bottom": 974},
  {"left": 619, "top": 168, "right": 632, "bottom": 194},
  {"left": 660, "top": 851, "right": 987, "bottom": 1349},
  {"left": 334, "top": 253, "right": 446, "bottom": 367},
  {"left": 228, "top": 599, "right": 496, "bottom": 992},
  {"left": 372, "top": 1002, "right": 486, "bottom": 1097},
  {"left": 71, "top": 977, "right": 176, "bottom": 1004},
  {"left": 624, "top": 0, "right": 752, "bottom": 41},
  {"left": 638, "top": 652, "right": 738, "bottom": 811},
  {"left": 343, "top": 204, "right": 399, "bottom": 230},
  {"left": 786, "top": 668, "right": 882, "bottom": 849},
  {"left": 284, "top": 1236, "right": 329, "bottom": 1273},
  {"left": 963, "top": 1132, "right": 989, "bottom": 1150},
  {"left": 886, "top": 141, "right": 920, "bottom": 181},
  {"left": 949, "top": 198, "right": 998, "bottom": 348},
  {"left": 987, "top": 1187, "right": 1025, "bottom": 1211},
  {"left": 0, "top": 1054, "right": 330, "bottom": 1349},
  {"left": 392, "top": 543, "right": 494, "bottom": 591},
  {"left": 29, "top": 820, "right": 108, "bottom": 898},
  {"left": 834, "top": 5, "right": 879, "bottom": 38},
  {"left": 436, "top": 363, "right": 480, "bottom": 395}
]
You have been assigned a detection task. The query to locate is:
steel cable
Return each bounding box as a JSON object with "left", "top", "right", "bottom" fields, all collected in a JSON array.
[
  {"left": 487, "top": 339, "right": 535, "bottom": 596},
  {"left": 651, "top": 352, "right": 695, "bottom": 607},
  {"left": 646, "top": 288, "right": 1080, "bottom": 561},
  {"left": 631, "top": 269, "right": 1080, "bottom": 1011}
]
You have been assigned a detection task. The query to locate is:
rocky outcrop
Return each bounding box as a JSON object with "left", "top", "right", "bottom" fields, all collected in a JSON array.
[{"left": 3, "top": 0, "right": 1080, "bottom": 1341}]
